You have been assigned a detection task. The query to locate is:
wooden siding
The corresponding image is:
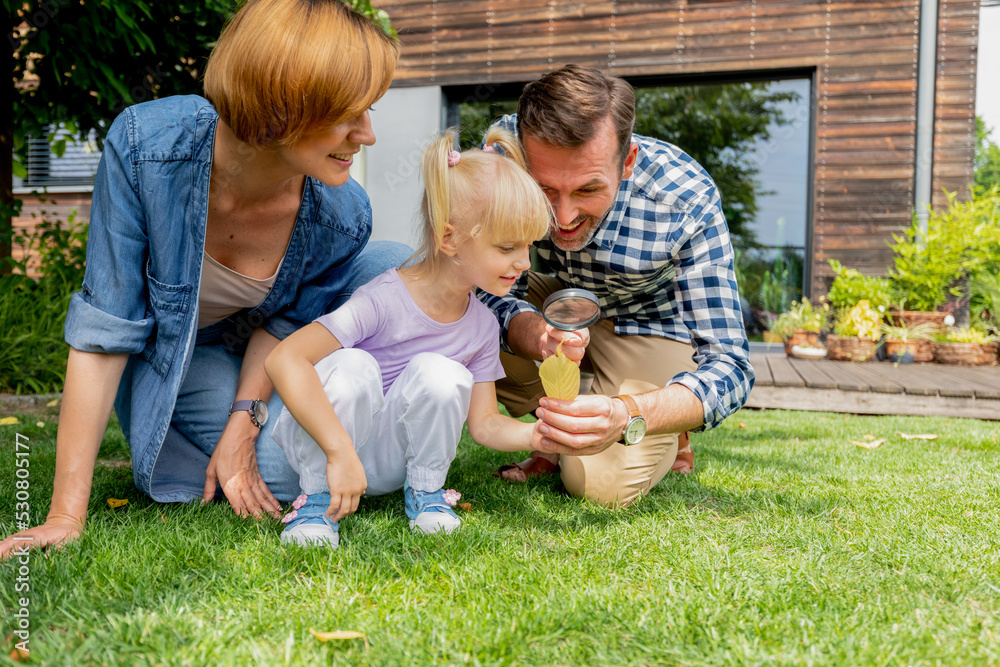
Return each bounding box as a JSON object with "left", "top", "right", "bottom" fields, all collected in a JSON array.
[{"left": 381, "top": 0, "right": 980, "bottom": 294}]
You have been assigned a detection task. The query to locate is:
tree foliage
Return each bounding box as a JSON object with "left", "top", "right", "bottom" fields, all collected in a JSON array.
[
  {"left": 8, "top": 0, "right": 239, "bottom": 170},
  {"left": 633, "top": 82, "right": 797, "bottom": 246},
  {"left": 975, "top": 116, "right": 1000, "bottom": 194}
]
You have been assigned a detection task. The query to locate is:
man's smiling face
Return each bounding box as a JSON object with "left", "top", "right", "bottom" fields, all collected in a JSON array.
[{"left": 522, "top": 116, "right": 637, "bottom": 252}]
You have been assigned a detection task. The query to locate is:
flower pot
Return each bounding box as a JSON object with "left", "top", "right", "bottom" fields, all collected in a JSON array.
[
  {"left": 889, "top": 310, "right": 949, "bottom": 331},
  {"left": 987, "top": 341, "right": 1000, "bottom": 365},
  {"left": 884, "top": 340, "right": 916, "bottom": 364},
  {"left": 826, "top": 335, "right": 878, "bottom": 362},
  {"left": 934, "top": 342, "right": 989, "bottom": 366},
  {"left": 783, "top": 329, "right": 821, "bottom": 355}
]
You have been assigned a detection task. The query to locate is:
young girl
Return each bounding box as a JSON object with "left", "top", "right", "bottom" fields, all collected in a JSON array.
[{"left": 264, "top": 127, "right": 552, "bottom": 547}]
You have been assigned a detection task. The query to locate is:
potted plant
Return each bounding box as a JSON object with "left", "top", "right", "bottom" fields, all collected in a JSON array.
[
  {"left": 769, "top": 298, "right": 828, "bottom": 356},
  {"left": 887, "top": 188, "right": 1000, "bottom": 329},
  {"left": 880, "top": 321, "right": 937, "bottom": 364},
  {"left": 827, "top": 300, "right": 883, "bottom": 362},
  {"left": 934, "top": 327, "right": 992, "bottom": 366},
  {"left": 826, "top": 260, "right": 893, "bottom": 315}
]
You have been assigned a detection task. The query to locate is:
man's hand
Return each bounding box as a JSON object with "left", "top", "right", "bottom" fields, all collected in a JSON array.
[
  {"left": 202, "top": 418, "right": 281, "bottom": 519},
  {"left": 533, "top": 393, "right": 628, "bottom": 456},
  {"left": 0, "top": 515, "right": 83, "bottom": 560},
  {"left": 539, "top": 324, "right": 590, "bottom": 365},
  {"left": 324, "top": 451, "right": 368, "bottom": 523}
]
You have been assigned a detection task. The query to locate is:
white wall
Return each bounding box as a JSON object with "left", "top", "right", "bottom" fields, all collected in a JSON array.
[{"left": 363, "top": 86, "right": 444, "bottom": 246}]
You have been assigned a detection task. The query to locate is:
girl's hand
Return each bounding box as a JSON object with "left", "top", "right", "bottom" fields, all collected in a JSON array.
[
  {"left": 202, "top": 417, "right": 282, "bottom": 520},
  {"left": 0, "top": 515, "right": 83, "bottom": 560},
  {"left": 539, "top": 325, "right": 590, "bottom": 365},
  {"left": 324, "top": 452, "right": 368, "bottom": 523}
]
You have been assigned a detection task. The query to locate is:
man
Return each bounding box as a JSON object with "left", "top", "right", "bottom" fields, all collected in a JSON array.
[{"left": 479, "top": 64, "right": 754, "bottom": 508}]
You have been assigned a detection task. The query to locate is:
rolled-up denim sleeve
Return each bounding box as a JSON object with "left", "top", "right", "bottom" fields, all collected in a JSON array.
[{"left": 64, "top": 110, "right": 154, "bottom": 354}]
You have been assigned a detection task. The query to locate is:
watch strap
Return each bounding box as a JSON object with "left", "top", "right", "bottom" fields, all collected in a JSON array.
[
  {"left": 612, "top": 394, "right": 641, "bottom": 419},
  {"left": 230, "top": 400, "right": 254, "bottom": 415}
]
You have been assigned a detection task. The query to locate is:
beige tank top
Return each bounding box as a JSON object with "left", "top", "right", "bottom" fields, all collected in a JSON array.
[{"left": 197, "top": 250, "right": 283, "bottom": 329}]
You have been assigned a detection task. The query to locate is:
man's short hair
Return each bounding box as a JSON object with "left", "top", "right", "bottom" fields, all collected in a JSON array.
[
  {"left": 516, "top": 64, "right": 636, "bottom": 164},
  {"left": 204, "top": 0, "right": 399, "bottom": 148}
]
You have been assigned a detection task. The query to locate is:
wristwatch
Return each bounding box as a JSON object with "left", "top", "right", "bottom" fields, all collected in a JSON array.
[
  {"left": 612, "top": 394, "right": 646, "bottom": 446},
  {"left": 229, "top": 399, "right": 268, "bottom": 428}
]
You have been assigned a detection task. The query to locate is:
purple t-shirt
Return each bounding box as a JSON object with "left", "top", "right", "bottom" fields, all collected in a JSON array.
[{"left": 316, "top": 268, "right": 506, "bottom": 394}]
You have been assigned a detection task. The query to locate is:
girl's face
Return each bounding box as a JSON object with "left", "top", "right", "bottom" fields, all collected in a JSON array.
[
  {"left": 276, "top": 110, "right": 376, "bottom": 187},
  {"left": 455, "top": 234, "right": 533, "bottom": 297}
]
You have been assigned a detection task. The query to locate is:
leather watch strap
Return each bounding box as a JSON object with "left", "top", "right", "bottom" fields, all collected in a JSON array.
[{"left": 612, "top": 394, "right": 641, "bottom": 419}]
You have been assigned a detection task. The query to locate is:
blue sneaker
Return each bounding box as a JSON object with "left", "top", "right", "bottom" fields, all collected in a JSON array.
[
  {"left": 403, "top": 483, "right": 461, "bottom": 534},
  {"left": 280, "top": 493, "right": 339, "bottom": 548}
]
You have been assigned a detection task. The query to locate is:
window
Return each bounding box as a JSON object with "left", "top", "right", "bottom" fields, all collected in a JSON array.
[
  {"left": 449, "top": 75, "right": 813, "bottom": 337},
  {"left": 13, "top": 126, "right": 102, "bottom": 193}
]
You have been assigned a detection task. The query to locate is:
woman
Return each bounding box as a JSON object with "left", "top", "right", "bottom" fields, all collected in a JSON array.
[{"left": 0, "top": 0, "right": 406, "bottom": 557}]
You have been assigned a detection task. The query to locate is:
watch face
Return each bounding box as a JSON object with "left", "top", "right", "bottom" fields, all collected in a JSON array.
[
  {"left": 253, "top": 401, "right": 268, "bottom": 426},
  {"left": 625, "top": 418, "right": 646, "bottom": 445}
]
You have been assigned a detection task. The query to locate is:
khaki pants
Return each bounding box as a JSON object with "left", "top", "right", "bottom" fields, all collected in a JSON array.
[{"left": 496, "top": 273, "right": 697, "bottom": 507}]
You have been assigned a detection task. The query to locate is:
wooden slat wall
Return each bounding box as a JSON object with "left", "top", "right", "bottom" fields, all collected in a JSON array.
[{"left": 380, "top": 0, "right": 980, "bottom": 295}]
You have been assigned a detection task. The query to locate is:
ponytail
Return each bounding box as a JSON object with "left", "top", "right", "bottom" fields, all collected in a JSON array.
[{"left": 420, "top": 129, "right": 458, "bottom": 252}]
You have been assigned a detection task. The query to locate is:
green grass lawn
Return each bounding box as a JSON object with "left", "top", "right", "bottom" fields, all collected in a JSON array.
[{"left": 1, "top": 409, "right": 999, "bottom": 666}]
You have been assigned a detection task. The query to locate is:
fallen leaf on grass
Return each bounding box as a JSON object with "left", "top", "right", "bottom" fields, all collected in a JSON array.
[
  {"left": 46, "top": 398, "right": 60, "bottom": 407},
  {"left": 895, "top": 431, "right": 938, "bottom": 440},
  {"left": 737, "top": 423, "right": 746, "bottom": 429},
  {"left": 309, "top": 628, "right": 369, "bottom": 649},
  {"left": 36, "top": 421, "right": 45, "bottom": 428},
  {"left": 107, "top": 498, "right": 128, "bottom": 509},
  {"left": 0, "top": 417, "right": 19, "bottom": 426},
  {"left": 852, "top": 439, "right": 886, "bottom": 449},
  {"left": 458, "top": 503, "right": 472, "bottom": 512}
]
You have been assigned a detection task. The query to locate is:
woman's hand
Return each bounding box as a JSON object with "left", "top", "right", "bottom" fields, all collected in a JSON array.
[
  {"left": 0, "top": 515, "right": 83, "bottom": 560},
  {"left": 324, "top": 451, "right": 368, "bottom": 523},
  {"left": 202, "top": 417, "right": 281, "bottom": 519}
]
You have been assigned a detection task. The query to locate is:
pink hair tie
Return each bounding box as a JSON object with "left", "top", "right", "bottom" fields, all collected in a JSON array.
[
  {"left": 447, "top": 150, "right": 461, "bottom": 167},
  {"left": 482, "top": 143, "right": 506, "bottom": 157}
]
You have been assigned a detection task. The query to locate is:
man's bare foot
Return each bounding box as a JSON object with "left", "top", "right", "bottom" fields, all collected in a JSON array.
[
  {"left": 493, "top": 452, "right": 560, "bottom": 482},
  {"left": 671, "top": 432, "right": 693, "bottom": 474}
]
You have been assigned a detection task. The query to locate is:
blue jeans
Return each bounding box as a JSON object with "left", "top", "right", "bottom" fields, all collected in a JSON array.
[{"left": 147, "top": 241, "right": 414, "bottom": 504}]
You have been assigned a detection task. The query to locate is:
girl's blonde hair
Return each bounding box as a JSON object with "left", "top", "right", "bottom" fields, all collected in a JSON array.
[
  {"left": 417, "top": 126, "right": 551, "bottom": 268},
  {"left": 204, "top": 0, "right": 399, "bottom": 148}
]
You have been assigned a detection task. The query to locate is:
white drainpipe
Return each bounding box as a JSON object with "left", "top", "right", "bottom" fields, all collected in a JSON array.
[{"left": 915, "top": 0, "right": 939, "bottom": 235}]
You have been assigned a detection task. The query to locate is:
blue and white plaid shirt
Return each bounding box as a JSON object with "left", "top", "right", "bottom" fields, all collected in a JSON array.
[{"left": 479, "top": 115, "right": 754, "bottom": 430}]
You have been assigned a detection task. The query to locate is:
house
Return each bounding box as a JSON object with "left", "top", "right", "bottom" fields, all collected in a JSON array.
[{"left": 15, "top": 0, "right": 980, "bottom": 302}]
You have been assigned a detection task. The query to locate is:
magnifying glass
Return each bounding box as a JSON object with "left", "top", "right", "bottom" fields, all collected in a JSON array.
[{"left": 541, "top": 288, "right": 600, "bottom": 331}]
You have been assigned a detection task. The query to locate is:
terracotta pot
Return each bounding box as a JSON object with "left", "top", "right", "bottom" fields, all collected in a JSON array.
[
  {"left": 934, "top": 342, "right": 989, "bottom": 366},
  {"left": 826, "top": 335, "right": 877, "bottom": 362},
  {"left": 884, "top": 339, "right": 917, "bottom": 364},
  {"left": 783, "top": 329, "right": 821, "bottom": 355}
]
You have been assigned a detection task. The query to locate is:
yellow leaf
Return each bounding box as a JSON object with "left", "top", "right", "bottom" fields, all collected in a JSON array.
[
  {"left": 538, "top": 341, "right": 580, "bottom": 401},
  {"left": 895, "top": 431, "right": 938, "bottom": 440},
  {"left": 852, "top": 439, "right": 886, "bottom": 449},
  {"left": 309, "top": 628, "right": 369, "bottom": 648},
  {"left": 46, "top": 398, "right": 60, "bottom": 407},
  {"left": 107, "top": 498, "right": 129, "bottom": 509},
  {"left": 36, "top": 421, "right": 45, "bottom": 428},
  {"left": 0, "top": 417, "right": 19, "bottom": 426},
  {"left": 458, "top": 502, "right": 472, "bottom": 512}
]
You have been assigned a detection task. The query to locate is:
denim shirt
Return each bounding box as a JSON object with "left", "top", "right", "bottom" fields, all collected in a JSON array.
[{"left": 64, "top": 95, "right": 373, "bottom": 497}]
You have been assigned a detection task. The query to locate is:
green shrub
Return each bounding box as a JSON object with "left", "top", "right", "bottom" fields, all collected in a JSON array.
[
  {"left": 0, "top": 212, "right": 87, "bottom": 394},
  {"left": 826, "top": 259, "right": 893, "bottom": 313},
  {"left": 888, "top": 188, "right": 1000, "bottom": 311}
]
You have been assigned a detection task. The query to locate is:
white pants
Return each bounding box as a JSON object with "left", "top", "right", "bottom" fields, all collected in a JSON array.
[{"left": 272, "top": 349, "right": 474, "bottom": 496}]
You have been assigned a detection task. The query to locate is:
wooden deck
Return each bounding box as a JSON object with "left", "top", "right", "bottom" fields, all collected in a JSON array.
[{"left": 747, "top": 354, "right": 1000, "bottom": 421}]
